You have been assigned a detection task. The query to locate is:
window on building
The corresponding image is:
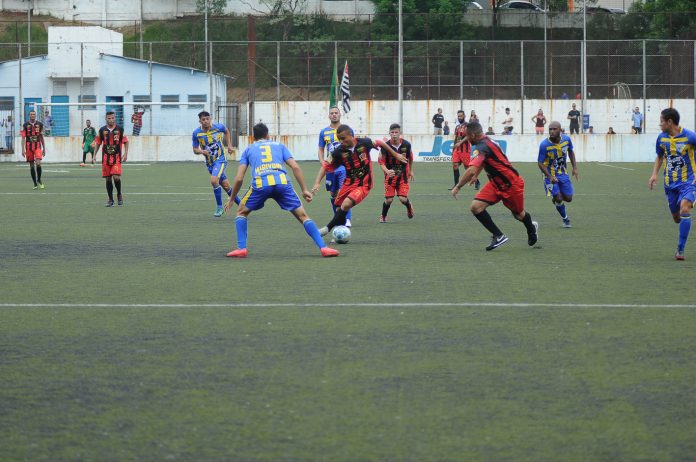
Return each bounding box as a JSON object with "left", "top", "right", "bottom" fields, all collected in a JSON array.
[
  {"left": 53, "top": 80, "right": 67, "bottom": 95},
  {"left": 187, "top": 94, "right": 207, "bottom": 109},
  {"left": 133, "top": 95, "right": 151, "bottom": 110},
  {"left": 161, "top": 95, "right": 180, "bottom": 109},
  {"left": 78, "top": 95, "right": 97, "bottom": 110}
]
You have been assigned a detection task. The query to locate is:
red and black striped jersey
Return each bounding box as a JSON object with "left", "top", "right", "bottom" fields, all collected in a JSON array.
[
  {"left": 95, "top": 125, "right": 126, "bottom": 165},
  {"left": 470, "top": 136, "right": 520, "bottom": 190},
  {"left": 326, "top": 137, "right": 377, "bottom": 188},
  {"left": 21, "top": 121, "right": 43, "bottom": 150},
  {"left": 454, "top": 122, "right": 467, "bottom": 144},
  {"left": 380, "top": 138, "right": 412, "bottom": 187}
]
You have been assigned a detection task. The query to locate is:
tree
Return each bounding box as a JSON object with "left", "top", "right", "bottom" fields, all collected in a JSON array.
[
  {"left": 241, "top": 0, "right": 309, "bottom": 41},
  {"left": 370, "top": 0, "right": 477, "bottom": 41},
  {"left": 196, "top": 0, "right": 228, "bottom": 16},
  {"left": 625, "top": 0, "right": 696, "bottom": 39}
]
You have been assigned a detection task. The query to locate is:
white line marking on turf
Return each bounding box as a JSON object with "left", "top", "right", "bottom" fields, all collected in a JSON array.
[
  {"left": 1, "top": 303, "right": 695, "bottom": 308},
  {"left": 598, "top": 163, "right": 635, "bottom": 171},
  {"left": 0, "top": 192, "right": 213, "bottom": 195}
]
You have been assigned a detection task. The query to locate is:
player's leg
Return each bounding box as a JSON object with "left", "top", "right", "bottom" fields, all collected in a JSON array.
[
  {"left": 470, "top": 197, "right": 508, "bottom": 250},
  {"left": 290, "top": 206, "right": 339, "bottom": 257},
  {"left": 113, "top": 173, "right": 123, "bottom": 205},
  {"left": 325, "top": 171, "right": 337, "bottom": 213},
  {"left": 35, "top": 158, "right": 44, "bottom": 188},
  {"left": 675, "top": 188, "right": 695, "bottom": 260},
  {"left": 227, "top": 207, "right": 251, "bottom": 258},
  {"left": 334, "top": 166, "right": 351, "bottom": 226},
  {"left": 505, "top": 178, "right": 538, "bottom": 246},
  {"left": 558, "top": 177, "right": 574, "bottom": 227},
  {"left": 220, "top": 177, "right": 240, "bottom": 206},
  {"left": 398, "top": 183, "right": 414, "bottom": 218},
  {"left": 210, "top": 162, "right": 225, "bottom": 216},
  {"left": 81, "top": 147, "right": 87, "bottom": 166},
  {"left": 105, "top": 175, "right": 114, "bottom": 207},
  {"left": 451, "top": 162, "right": 461, "bottom": 190},
  {"left": 28, "top": 155, "right": 37, "bottom": 188},
  {"left": 381, "top": 182, "right": 395, "bottom": 222}
]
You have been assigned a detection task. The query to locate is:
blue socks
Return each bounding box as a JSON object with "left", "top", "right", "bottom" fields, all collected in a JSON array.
[
  {"left": 225, "top": 186, "right": 240, "bottom": 205},
  {"left": 303, "top": 219, "right": 326, "bottom": 249},
  {"left": 236, "top": 216, "right": 248, "bottom": 249},
  {"left": 213, "top": 185, "right": 223, "bottom": 207},
  {"left": 555, "top": 202, "right": 567, "bottom": 219},
  {"left": 678, "top": 214, "right": 691, "bottom": 250}
]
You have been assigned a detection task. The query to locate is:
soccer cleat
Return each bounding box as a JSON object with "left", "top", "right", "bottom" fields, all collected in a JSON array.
[
  {"left": 379, "top": 215, "right": 388, "bottom": 223},
  {"left": 214, "top": 207, "right": 224, "bottom": 217},
  {"left": 105, "top": 200, "right": 114, "bottom": 207},
  {"left": 79, "top": 163, "right": 86, "bottom": 167},
  {"left": 562, "top": 217, "right": 571, "bottom": 228},
  {"left": 528, "top": 221, "right": 539, "bottom": 246},
  {"left": 486, "top": 234, "right": 509, "bottom": 251},
  {"left": 319, "top": 226, "right": 329, "bottom": 236},
  {"left": 675, "top": 248, "right": 685, "bottom": 261},
  {"left": 32, "top": 185, "right": 38, "bottom": 190},
  {"left": 448, "top": 185, "right": 456, "bottom": 191},
  {"left": 321, "top": 247, "right": 340, "bottom": 257},
  {"left": 406, "top": 203, "right": 415, "bottom": 219},
  {"left": 345, "top": 219, "right": 352, "bottom": 228},
  {"left": 38, "top": 183, "right": 45, "bottom": 189},
  {"left": 226, "top": 248, "right": 248, "bottom": 258},
  {"left": 117, "top": 195, "right": 124, "bottom": 206},
  {"left": 474, "top": 179, "right": 481, "bottom": 190}
]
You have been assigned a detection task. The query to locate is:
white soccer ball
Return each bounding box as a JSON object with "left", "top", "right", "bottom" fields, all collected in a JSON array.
[{"left": 332, "top": 225, "right": 351, "bottom": 244}]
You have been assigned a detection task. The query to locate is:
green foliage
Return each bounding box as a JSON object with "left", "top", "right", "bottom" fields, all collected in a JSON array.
[
  {"left": 371, "top": 0, "right": 477, "bottom": 40},
  {"left": 195, "top": 0, "right": 228, "bottom": 15},
  {"left": 628, "top": 0, "right": 696, "bottom": 39}
]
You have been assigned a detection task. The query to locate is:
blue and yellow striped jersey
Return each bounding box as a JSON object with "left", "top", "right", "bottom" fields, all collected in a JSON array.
[
  {"left": 192, "top": 123, "right": 227, "bottom": 167},
  {"left": 318, "top": 126, "right": 338, "bottom": 161},
  {"left": 538, "top": 134, "right": 574, "bottom": 176},
  {"left": 241, "top": 140, "right": 292, "bottom": 189},
  {"left": 655, "top": 127, "right": 696, "bottom": 187}
]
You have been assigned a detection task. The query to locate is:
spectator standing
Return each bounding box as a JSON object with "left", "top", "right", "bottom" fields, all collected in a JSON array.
[
  {"left": 567, "top": 103, "right": 581, "bottom": 134},
  {"left": 631, "top": 106, "right": 644, "bottom": 134},
  {"left": 2, "top": 115, "right": 13, "bottom": 150},
  {"left": 443, "top": 121, "right": 450, "bottom": 136},
  {"left": 607, "top": 127, "right": 616, "bottom": 135},
  {"left": 43, "top": 111, "right": 53, "bottom": 136},
  {"left": 131, "top": 106, "right": 145, "bottom": 136},
  {"left": 531, "top": 109, "right": 547, "bottom": 135},
  {"left": 432, "top": 108, "right": 445, "bottom": 135},
  {"left": 469, "top": 110, "right": 479, "bottom": 123},
  {"left": 501, "top": 107, "right": 513, "bottom": 133},
  {"left": 485, "top": 126, "right": 495, "bottom": 135}
]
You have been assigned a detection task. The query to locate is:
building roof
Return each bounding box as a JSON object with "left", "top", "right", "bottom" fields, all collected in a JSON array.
[{"left": 100, "top": 53, "right": 235, "bottom": 80}]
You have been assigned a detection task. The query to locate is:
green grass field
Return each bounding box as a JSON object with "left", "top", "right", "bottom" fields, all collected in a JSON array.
[{"left": 1, "top": 160, "right": 695, "bottom": 461}]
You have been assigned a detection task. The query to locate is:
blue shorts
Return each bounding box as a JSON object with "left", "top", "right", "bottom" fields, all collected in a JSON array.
[
  {"left": 665, "top": 183, "right": 696, "bottom": 214},
  {"left": 544, "top": 174, "right": 573, "bottom": 198},
  {"left": 240, "top": 183, "right": 302, "bottom": 212},
  {"left": 208, "top": 160, "right": 228, "bottom": 183},
  {"left": 325, "top": 165, "right": 347, "bottom": 194}
]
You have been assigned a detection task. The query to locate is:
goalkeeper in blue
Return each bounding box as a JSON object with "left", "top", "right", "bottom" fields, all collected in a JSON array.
[
  {"left": 192, "top": 111, "right": 239, "bottom": 217},
  {"left": 537, "top": 121, "right": 579, "bottom": 228},
  {"left": 648, "top": 107, "right": 696, "bottom": 261},
  {"left": 223, "top": 123, "right": 339, "bottom": 258}
]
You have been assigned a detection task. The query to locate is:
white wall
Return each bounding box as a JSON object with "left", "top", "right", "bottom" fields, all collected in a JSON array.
[
  {"left": 48, "top": 27, "right": 123, "bottom": 78},
  {"left": 0, "top": 132, "right": 659, "bottom": 164}
]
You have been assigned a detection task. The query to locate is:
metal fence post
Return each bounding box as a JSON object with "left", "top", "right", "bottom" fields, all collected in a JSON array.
[
  {"left": 459, "top": 41, "right": 463, "bottom": 110},
  {"left": 520, "top": 41, "right": 524, "bottom": 134},
  {"left": 148, "top": 42, "right": 152, "bottom": 135},
  {"left": 642, "top": 39, "right": 647, "bottom": 128},
  {"left": 277, "top": 41, "right": 281, "bottom": 135}
]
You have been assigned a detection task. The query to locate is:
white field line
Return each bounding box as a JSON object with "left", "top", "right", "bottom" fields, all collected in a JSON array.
[
  {"left": 0, "top": 192, "right": 212, "bottom": 195},
  {"left": 597, "top": 163, "right": 635, "bottom": 170},
  {"left": 1, "top": 302, "right": 695, "bottom": 309}
]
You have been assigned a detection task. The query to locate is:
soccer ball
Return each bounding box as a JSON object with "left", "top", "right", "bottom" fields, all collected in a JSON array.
[{"left": 332, "top": 225, "right": 351, "bottom": 244}]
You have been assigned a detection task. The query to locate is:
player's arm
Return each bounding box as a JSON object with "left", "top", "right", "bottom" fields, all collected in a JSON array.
[
  {"left": 408, "top": 148, "right": 414, "bottom": 181},
  {"left": 39, "top": 125, "right": 46, "bottom": 155},
  {"left": 375, "top": 139, "right": 407, "bottom": 164},
  {"left": 648, "top": 156, "right": 663, "bottom": 190},
  {"left": 317, "top": 146, "right": 325, "bottom": 163},
  {"left": 312, "top": 162, "right": 328, "bottom": 194},
  {"left": 568, "top": 148, "right": 578, "bottom": 180},
  {"left": 286, "top": 157, "right": 313, "bottom": 202},
  {"left": 20, "top": 128, "right": 26, "bottom": 157},
  {"left": 451, "top": 164, "right": 484, "bottom": 200},
  {"left": 224, "top": 127, "right": 233, "bottom": 155},
  {"left": 121, "top": 136, "right": 129, "bottom": 162},
  {"left": 378, "top": 149, "right": 395, "bottom": 177},
  {"left": 225, "top": 163, "right": 248, "bottom": 212}
]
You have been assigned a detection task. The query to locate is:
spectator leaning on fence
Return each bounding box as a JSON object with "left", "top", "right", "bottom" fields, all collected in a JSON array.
[{"left": 432, "top": 108, "right": 445, "bottom": 135}]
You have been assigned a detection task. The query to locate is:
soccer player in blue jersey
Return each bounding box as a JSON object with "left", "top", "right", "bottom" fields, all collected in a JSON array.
[
  {"left": 223, "top": 123, "right": 339, "bottom": 258},
  {"left": 648, "top": 108, "right": 696, "bottom": 261},
  {"left": 537, "top": 121, "right": 579, "bottom": 228},
  {"left": 318, "top": 106, "right": 352, "bottom": 227},
  {"left": 192, "top": 111, "right": 239, "bottom": 217}
]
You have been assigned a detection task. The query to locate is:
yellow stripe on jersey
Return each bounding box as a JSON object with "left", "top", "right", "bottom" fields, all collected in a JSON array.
[
  {"left": 255, "top": 178, "right": 262, "bottom": 189},
  {"left": 279, "top": 173, "right": 288, "bottom": 184},
  {"left": 267, "top": 175, "right": 276, "bottom": 186},
  {"left": 240, "top": 187, "right": 253, "bottom": 206}
]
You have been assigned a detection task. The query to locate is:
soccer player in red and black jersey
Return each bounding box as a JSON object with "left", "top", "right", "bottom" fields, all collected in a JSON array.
[
  {"left": 378, "top": 123, "right": 415, "bottom": 222},
  {"left": 451, "top": 122, "right": 538, "bottom": 251},
  {"left": 312, "top": 124, "right": 407, "bottom": 236},
  {"left": 450, "top": 110, "right": 480, "bottom": 191},
  {"left": 92, "top": 111, "right": 129, "bottom": 207},
  {"left": 20, "top": 110, "right": 46, "bottom": 189}
]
